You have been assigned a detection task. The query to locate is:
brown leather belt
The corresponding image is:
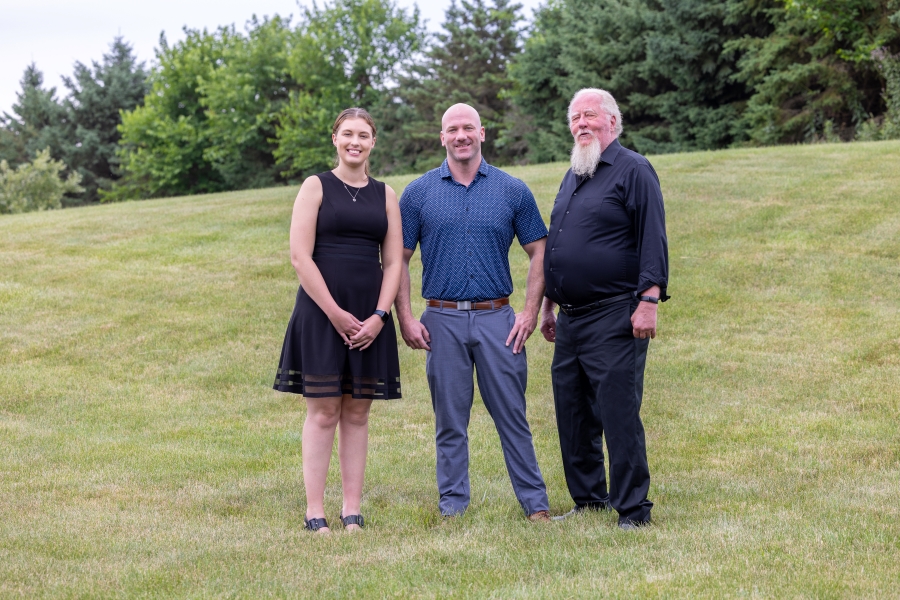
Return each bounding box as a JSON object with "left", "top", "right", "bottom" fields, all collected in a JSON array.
[{"left": 427, "top": 297, "right": 509, "bottom": 310}]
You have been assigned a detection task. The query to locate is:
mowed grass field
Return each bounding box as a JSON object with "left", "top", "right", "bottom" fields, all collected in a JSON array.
[{"left": 1, "top": 141, "right": 899, "bottom": 598}]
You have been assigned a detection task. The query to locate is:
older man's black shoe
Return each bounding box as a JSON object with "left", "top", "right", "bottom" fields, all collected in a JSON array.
[{"left": 618, "top": 518, "right": 651, "bottom": 531}]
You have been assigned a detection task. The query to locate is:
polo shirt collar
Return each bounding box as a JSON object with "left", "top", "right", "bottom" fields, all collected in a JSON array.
[{"left": 440, "top": 157, "right": 490, "bottom": 180}]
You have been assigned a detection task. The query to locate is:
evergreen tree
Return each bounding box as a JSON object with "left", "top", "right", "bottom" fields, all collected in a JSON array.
[
  {"left": 0, "top": 65, "right": 68, "bottom": 168},
  {"left": 729, "top": 0, "right": 900, "bottom": 144},
  {"left": 503, "top": 1, "right": 572, "bottom": 163},
  {"left": 509, "top": 0, "right": 770, "bottom": 157},
  {"left": 62, "top": 37, "right": 149, "bottom": 204}
]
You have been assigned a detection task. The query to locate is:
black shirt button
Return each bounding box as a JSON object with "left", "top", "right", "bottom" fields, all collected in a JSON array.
[{"left": 566, "top": 211, "right": 569, "bottom": 214}]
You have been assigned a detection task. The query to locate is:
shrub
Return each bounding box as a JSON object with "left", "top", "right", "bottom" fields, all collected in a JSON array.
[{"left": 0, "top": 149, "right": 83, "bottom": 215}]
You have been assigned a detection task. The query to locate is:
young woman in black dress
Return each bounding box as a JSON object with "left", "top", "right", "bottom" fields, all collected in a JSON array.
[{"left": 273, "top": 108, "right": 402, "bottom": 533}]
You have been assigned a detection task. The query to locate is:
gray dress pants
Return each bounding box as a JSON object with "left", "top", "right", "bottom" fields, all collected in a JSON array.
[{"left": 422, "top": 305, "right": 549, "bottom": 516}]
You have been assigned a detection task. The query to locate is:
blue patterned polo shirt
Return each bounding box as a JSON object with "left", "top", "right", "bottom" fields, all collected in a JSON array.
[{"left": 400, "top": 158, "right": 549, "bottom": 302}]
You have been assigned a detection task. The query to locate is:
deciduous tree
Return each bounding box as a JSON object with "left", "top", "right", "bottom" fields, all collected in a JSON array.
[
  {"left": 274, "top": 0, "right": 424, "bottom": 178},
  {"left": 113, "top": 27, "right": 239, "bottom": 200}
]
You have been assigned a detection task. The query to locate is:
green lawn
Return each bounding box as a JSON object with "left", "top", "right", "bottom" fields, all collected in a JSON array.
[{"left": 1, "top": 141, "right": 899, "bottom": 597}]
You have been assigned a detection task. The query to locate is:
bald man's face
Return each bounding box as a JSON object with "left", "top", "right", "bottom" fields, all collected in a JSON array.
[{"left": 440, "top": 106, "right": 485, "bottom": 165}]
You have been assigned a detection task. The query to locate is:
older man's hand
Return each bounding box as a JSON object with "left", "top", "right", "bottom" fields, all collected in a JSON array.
[
  {"left": 540, "top": 309, "right": 557, "bottom": 343},
  {"left": 631, "top": 301, "right": 658, "bottom": 339}
]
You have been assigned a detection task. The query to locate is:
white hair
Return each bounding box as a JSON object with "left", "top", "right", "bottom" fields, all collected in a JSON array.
[{"left": 567, "top": 88, "right": 624, "bottom": 136}]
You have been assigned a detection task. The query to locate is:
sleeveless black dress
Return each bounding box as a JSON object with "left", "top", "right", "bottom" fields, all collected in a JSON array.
[{"left": 273, "top": 171, "right": 401, "bottom": 400}]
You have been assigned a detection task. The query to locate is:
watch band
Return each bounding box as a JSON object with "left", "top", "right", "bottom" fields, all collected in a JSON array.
[
  {"left": 639, "top": 296, "right": 659, "bottom": 304},
  {"left": 373, "top": 309, "right": 389, "bottom": 322}
]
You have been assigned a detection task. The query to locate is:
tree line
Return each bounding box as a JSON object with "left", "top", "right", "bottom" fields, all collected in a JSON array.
[{"left": 1, "top": 0, "right": 898, "bottom": 213}]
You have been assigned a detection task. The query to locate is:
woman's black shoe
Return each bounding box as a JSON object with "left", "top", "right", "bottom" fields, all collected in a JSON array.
[
  {"left": 340, "top": 514, "right": 365, "bottom": 528},
  {"left": 304, "top": 516, "right": 329, "bottom": 531}
]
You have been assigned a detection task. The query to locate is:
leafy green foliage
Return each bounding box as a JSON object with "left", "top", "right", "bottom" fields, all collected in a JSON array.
[
  {"left": 274, "top": 0, "right": 424, "bottom": 178},
  {"left": 114, "top": 0, "right": 422, "bottom": 195},
  {"left": 511, "top": 0, "right": 899, "bottom": 153},
  {"left": 0, "top": 148, "right": 83, "bottom": 214},
  {"left": 112, "top": 27, "right": 239, "bottom": 200},
  {"left": 199, "top": 16, "right": 294, "bottom": 190},
  {"left": 374, "top": 0, "right": 525, "bottom": 174},
  {"left": 5, "top": 0, "right": 900, "bottom": 206},
  {"left": 784, "top": 0, "right": 900, "bottom": 62}
]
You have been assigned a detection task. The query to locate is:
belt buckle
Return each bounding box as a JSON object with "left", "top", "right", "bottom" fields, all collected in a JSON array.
[{"left": 456, "top": 300, "right": 473, "bottom": 310}]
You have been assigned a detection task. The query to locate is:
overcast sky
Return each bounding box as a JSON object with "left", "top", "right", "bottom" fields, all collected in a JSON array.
[{"left": 0, "top": 0, "right": 545, "bottom": 117}]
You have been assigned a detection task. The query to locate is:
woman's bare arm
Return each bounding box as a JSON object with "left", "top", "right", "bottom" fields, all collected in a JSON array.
[{"left": 290, "top": 175, "right": 362, "bottom": 345}]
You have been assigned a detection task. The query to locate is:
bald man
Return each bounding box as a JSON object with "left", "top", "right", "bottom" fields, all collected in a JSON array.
[{"left": 395, "top": 104, "right": 551, "bottom": 521}]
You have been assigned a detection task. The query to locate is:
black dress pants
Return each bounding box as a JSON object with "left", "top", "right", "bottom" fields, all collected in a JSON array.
[{"left": 551, "top": 298, "right": 653, "bottom": 524}]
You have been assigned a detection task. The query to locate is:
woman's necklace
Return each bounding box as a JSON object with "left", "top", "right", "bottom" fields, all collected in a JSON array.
[
  {"left": 342, "top": 182, "right": 361, "bottom": 202},
  {"left": 341, "top": 178, "right": 367, "bottom": 202}
]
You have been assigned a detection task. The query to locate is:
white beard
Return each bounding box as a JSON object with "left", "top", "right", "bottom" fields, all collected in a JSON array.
[{"left": 570, "top": 135, "right": 602, "bottom": 178}]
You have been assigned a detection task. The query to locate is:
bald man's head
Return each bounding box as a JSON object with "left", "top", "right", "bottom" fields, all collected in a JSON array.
[
  {"left": 441, "top": 103, "right": 481, "bottom": 130},
  {"left": 440, "top": 103, "right": 485, "bottom": 166}
]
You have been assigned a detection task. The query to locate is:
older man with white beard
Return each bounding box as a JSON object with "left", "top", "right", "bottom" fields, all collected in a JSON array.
[{"left": 540, "top": 88, "right": 669, "bottom": 529}]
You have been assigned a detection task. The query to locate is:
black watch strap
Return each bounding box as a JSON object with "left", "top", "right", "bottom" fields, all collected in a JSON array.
[
  {"left": 639, "top": 296, "right": 659, "bottom": 304},
  {"left": 373, "top": 309, "right": 389, "bottom": 322}
]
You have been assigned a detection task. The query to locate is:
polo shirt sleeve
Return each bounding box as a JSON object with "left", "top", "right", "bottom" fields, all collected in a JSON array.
[
  {"left": 627, "top": 163, "right": 670, "bottom": 300},
  {"left": 512, "top": 182, "right": 549, "bottom": 246},
  {"left": 399, "top": 180, "right": 423, "bottom": 251}
]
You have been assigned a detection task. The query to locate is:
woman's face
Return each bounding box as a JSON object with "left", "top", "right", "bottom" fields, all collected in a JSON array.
[{"left": 333, "top": 117, "right": 375, "bottom": 168}]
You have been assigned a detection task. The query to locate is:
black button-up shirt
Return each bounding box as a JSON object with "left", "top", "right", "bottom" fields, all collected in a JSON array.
[{"left": 544, "top": 139, "right": 669, "bottom": 307}]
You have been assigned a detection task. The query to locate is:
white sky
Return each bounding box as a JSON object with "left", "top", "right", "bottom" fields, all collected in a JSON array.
[{"left": 0, "top": 0, "right": 545, "bottom": 116}]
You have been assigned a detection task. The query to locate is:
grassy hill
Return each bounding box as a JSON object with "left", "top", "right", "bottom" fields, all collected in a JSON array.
[{"left": 1, "top": 141, "right": 898, "bottom": 597}]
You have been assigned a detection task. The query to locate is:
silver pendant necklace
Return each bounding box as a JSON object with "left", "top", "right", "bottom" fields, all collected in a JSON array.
[{"left": 342, "top": 180, "right": 366, "bottom": 202}]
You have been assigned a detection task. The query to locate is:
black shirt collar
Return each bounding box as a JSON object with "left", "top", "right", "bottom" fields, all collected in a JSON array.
[
  {"left": 575, "top": 138, "right": 623, "bottom": 184},
  {"left": 600, "top": 138, "right": 623, "bottom": 165}
]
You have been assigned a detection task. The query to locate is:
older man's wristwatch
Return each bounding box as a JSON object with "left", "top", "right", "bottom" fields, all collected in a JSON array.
[
  {"left": 638, "top": 296, "right": 659, "bottom": 304},
  {"left": 373, "top": 309, "right": 389, "bottom": 322}
]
